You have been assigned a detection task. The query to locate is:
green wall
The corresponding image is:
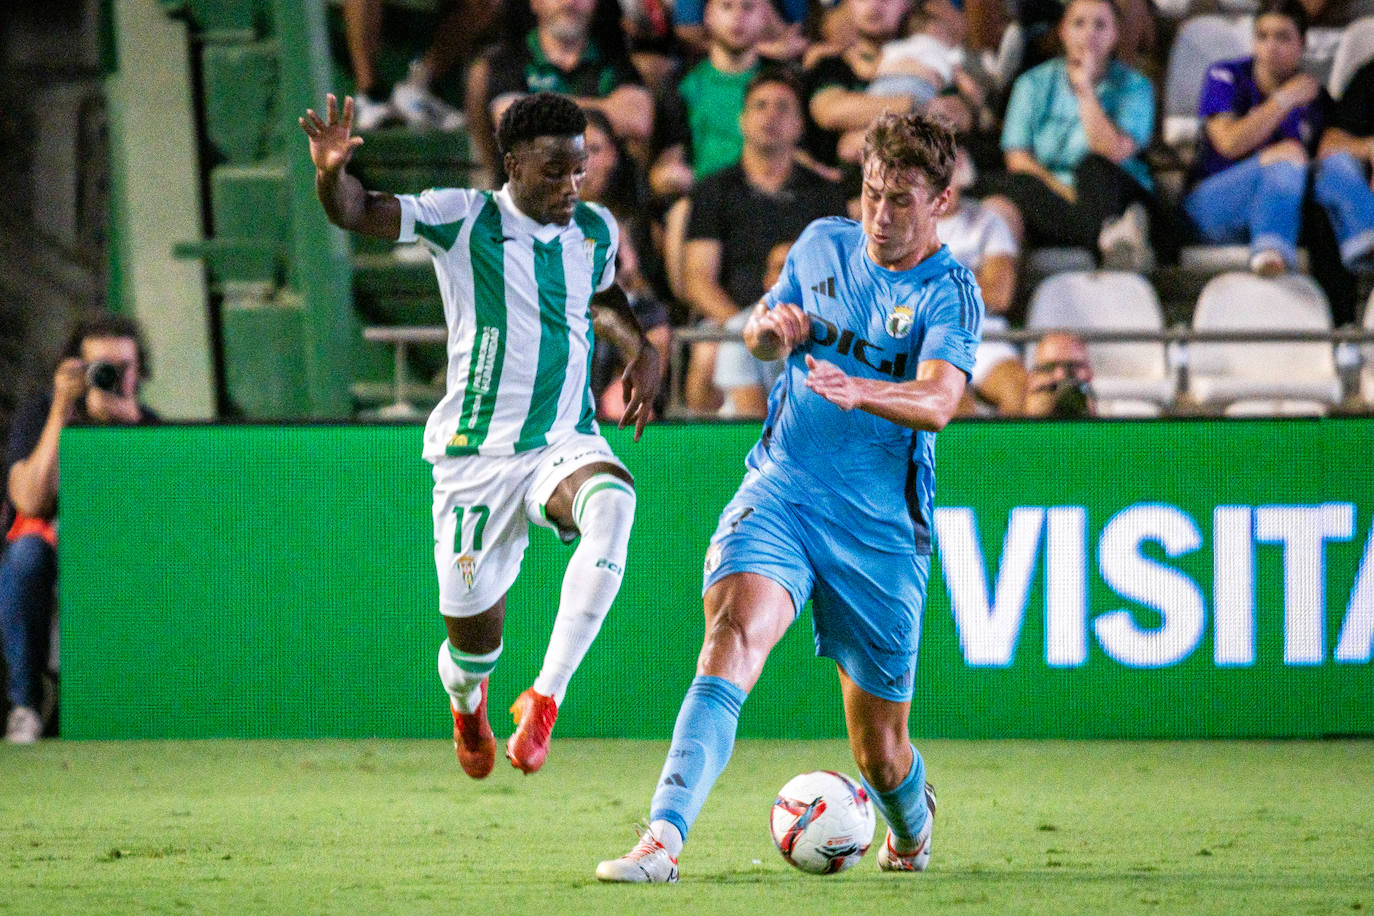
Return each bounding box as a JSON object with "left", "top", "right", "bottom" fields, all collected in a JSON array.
[{"left": 59, "top": 421, "right": 1374, "bottom": 739}]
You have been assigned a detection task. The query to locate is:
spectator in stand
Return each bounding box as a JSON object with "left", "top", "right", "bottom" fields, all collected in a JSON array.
[
  {"left": 981, "top": 0, "right": 1168, "bottom": 271},
  {"left": 803, "top": 0, "right": 914, "bottom": 174},
  {"left": 679, "top": 67, "right": 847, "bottom": 412},
  {"left": 1184, "top": 0, "right": 1374, "bottom": 280},
  {"left": 1016, "top": 0, "right": 1155, "bottom": 76},
  {"left": 1313, "top": 58, "right": 1374, "bottom": 322},
  {"left": 672, "top": 0, "right": 810, "bottom": 60},
  {"left": 1024, "top": 331, "right": 1097, "bottom": 418},
  {"left": 714, "top": 240, "right": 792, "bottom": 417},
  {"left": 1319, "top": 58, "right": 1374, "bottom": 256},
  {"left": 344, "top": 0, "right": 499, "bottom": 131},
  {"left": 1, "top": 313, "right": 158, "bottom": 745},
  {"left": 650, "top": 0, "right": 773, "bottom": 201},
  {"left": 465, "top": 0, "right": 653, "bottom": 181},
  {"left": 867, "top": 0, "right": 991, "bottom": 138},
  {"left": 580, "top": 111, "right": 672, "bottom": 420},
  {"left": 1301, "top": 0, "right": 1374, "bottom": 26},
  {"left": 940, "top": 148, "right": 1026, "bottom": 416}
]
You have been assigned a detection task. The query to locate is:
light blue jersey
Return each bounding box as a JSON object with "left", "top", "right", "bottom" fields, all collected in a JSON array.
[
  {"left": 753, "top": 216, "right": 982, "bottom": 553},
  {"left": 701, "top": 216, "right": 983, "bottom": 701}
]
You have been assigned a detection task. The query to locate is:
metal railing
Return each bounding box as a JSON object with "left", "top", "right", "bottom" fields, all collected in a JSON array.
[{"left": 361, "top": 324, "right": 1374, "bottom": 419}]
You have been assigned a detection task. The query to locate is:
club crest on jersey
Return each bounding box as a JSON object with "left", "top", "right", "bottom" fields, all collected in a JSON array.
[
  {"left": 449, "top": 434, "right": 468, "bottom": 449},
  {"left": 703, "top": 542, "right": 723, "bottom": 578},
  {"left": 457, "top": 554, "right": 476, "bottom": 591},
  {"left": 583, "top": 237, "right": 597, "bottom": 268},
  {"left": 885, "top": 305, "right": 914, "bottom": 338}
]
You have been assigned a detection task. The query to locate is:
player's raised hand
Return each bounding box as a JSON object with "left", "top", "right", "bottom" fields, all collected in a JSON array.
[
  {"left": 804, "top": 354, "right": 864, "bottom": 411},
  {"left": 618, "top": 345, "right": 661, "bottom": 441},
  {"left": 747, "top": 302, "right": 810, "bottom": 360},
  {"left": 299, "top": 93, "right": 364, "bottom": 175}
]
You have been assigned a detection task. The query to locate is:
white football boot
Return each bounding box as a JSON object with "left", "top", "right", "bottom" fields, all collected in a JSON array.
[
  {"left": 596, "top": 825, "right": 680, "bottom": 883},
  {"left": 877, "top": 782, "right": 937, "bottom": 872}
]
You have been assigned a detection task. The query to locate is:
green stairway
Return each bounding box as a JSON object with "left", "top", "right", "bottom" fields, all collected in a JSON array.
[{"left": 160, "top": 0, "right": 470, "bottom": 418}]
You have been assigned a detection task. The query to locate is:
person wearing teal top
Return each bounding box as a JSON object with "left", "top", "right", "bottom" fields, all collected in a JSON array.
[{"left": 979, "top": 0, "right": 1181, "bottom": 267}]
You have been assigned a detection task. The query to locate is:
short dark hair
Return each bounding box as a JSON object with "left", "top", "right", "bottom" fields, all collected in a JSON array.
[
  {"left": 744, "top": 64, "right": 805, "bottom": 112},
  {"left": 496, "top": 92, "right": 588, "bottom": 157},
  {"left": 62, "top": 311, "right": 151, "bottom": 379},
  {"left": 1256, "top": 0, "right": 1308, "bottom": 35},
  {"left": 861, "top": 111, "right": 957, "bottom": 192}
]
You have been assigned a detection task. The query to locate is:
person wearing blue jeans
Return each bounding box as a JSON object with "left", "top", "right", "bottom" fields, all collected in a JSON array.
[
  {"left": 1183, "top": 0, "right": 1374, "bottom": 279},
  {"left": 0, "top": 536, "right": 56, "bottom": 739},
  {"left": 2, "top": 312, "right": 156, "bottom": 744}
]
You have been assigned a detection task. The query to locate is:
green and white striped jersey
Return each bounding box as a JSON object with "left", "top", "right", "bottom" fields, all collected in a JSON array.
[{"left": 397, "top": 186, "right": 619, "bottom": 460}]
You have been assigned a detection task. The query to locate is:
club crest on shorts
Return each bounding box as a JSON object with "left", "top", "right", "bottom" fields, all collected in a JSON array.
[
  {"left": 457, "top": 554, "right": 476, "bottom": 591},
  {"left": 885, "top": 304, "right": 914, "bottom": 338}
]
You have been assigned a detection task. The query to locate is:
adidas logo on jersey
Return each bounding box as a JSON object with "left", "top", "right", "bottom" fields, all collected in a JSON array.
[{"left": 810, "top": 276, "right": 836, "bottom": 298}]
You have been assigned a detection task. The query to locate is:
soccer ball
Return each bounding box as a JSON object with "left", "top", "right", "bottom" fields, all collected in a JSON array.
[{"left": 770, "top": 770, "right": 876, "bottom": 874}]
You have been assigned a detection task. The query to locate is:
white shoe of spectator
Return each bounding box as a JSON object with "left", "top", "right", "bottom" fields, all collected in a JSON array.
[
  {"left": 352, "top": 92, "right": 398, "bottom": 131},
  {"left": 1099, "top": 203, "right": 1154, "bottom": 272},
  {"left": 1249, "top": 249, "right": 1287, "bottom": 278},
  {"left": 5, "top": 705, "right": 42, "bottom": 745},
  {"left": 391, "top": 62, "right": 465, "bottom": 131}
]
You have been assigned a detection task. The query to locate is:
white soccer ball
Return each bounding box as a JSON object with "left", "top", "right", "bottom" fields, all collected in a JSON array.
[{"left": 770, "top": 770, "right": 876, "bottom": 874}]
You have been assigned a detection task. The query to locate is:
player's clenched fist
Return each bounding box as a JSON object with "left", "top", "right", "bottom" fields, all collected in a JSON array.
[{"left": 744, "top": 302, "right": 810, "bottom": 361}]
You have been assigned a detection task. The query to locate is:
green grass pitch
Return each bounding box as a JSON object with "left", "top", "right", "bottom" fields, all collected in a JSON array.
[{"left": 3, "top": 739, "right": 1372, "bottom": 914}]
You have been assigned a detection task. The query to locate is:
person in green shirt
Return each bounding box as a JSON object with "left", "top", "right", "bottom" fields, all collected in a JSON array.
[{"left": 649, "top": 0, "right": 772, "bottom": 199}]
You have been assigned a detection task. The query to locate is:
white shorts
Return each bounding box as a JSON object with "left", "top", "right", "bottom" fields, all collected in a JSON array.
[{"left": 431, "top": 432, "right": 627, "bottom": 617}]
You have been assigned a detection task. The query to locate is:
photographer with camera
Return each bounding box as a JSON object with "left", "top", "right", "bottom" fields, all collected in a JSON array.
[
  {"left": 1024, "top": 331, "right": 1097, "bottom": 419},
  {"left": 1, "top": 313, "right": 156, "bottom": 744}
]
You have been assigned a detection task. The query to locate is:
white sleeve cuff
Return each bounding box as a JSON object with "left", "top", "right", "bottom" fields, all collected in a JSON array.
[{"left": 396, "top": 194, "right": 417, "bottom": 243}]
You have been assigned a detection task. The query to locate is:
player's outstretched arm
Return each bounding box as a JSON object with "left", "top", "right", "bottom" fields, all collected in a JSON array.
[
  {"left": 591, "top": 285, "right": 660, "bottom": 442},
  {"left": 299, "top": 93, "right": 401, "bottom": 240},
  {"left": 804, "top": 355, "right": 966, "bottom": 432},
  {"left": 743, "top": 301, "right": 809, "bottom": 361}
]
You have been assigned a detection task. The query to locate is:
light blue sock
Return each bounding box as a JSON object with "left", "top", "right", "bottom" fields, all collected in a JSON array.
[
  {"left": 648, "top": 675, "right": 747, "bottom": 843},
  {"left": 861, "top": 744, "right": 930, "bottom": 843}
]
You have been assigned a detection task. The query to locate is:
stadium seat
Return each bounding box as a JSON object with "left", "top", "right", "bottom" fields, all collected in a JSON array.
[
  {"left": 1359, "top": 286, "right": 1374, "bottom": 406},
  {"left": 1162, "top": 15, "right": 1251, "bottom": 150},
  {"left": 1328, "top": 16, "right": 1374, "bottom": 99},
  {"left": 1180, "top": 245, "right": 1309, "bottom": 274},
  {"left": 1026, "top": 271, "right": 1177, "bottom": 416},
  {"left": 1187, "top": 272, "right": 1341, "bottom": 415}
]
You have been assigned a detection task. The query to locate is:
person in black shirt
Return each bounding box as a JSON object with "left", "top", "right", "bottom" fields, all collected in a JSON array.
[
  {"left": 678, "top": 67, "right": 847, "bottom": 411},
  {"left": 1, "top": 313, "right": 157, "bottom": 744}
]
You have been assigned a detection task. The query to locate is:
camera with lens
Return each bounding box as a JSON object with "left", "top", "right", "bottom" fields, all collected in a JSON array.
[
  {"left": 1047, "top": 378, "right": 1094, "bottom": 419},
  {"left": 85, "top": 361, "right": 123, "bottom": 394}
]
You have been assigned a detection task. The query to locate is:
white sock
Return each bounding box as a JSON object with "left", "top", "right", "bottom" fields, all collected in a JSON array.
[
  {"left": 650, "top": 819, "right": 683, "bottom": 857},
  {"left": 532, "top": 475, "right": 636, "bottom": 706},
  {"left": 437, "top": 639, "right": 501, "bottom": 714}
]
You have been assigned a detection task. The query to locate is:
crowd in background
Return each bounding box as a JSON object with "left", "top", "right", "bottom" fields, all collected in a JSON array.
[{"left": 339, "top": 0, "right": 1374, "bottom": 419}]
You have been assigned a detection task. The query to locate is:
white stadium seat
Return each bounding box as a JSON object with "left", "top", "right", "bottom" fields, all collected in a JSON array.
[
  {"left": 1027, "top": 271, "right": 1176, "bottom": 416},
  {"left": 1328, "top": 16, "right": 1374, "bottom": 99},
  {"left": 1188, "top": 272, "right": 1341, "bottom": 415},
  {"left": 1359, "top": 286, "right": 1374, "bottom": 406},
  {"left": 1163, "top": 15, "right": 1251, "bottom": 148}
]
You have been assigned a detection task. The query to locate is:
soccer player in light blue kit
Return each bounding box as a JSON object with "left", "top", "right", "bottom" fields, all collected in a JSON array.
[{"left": 598, "top": 111, "right": 982, "bottom": 882}]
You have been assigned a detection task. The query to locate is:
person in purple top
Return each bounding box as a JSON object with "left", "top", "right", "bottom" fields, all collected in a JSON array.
[{"left": 1184, "top": 0, "right": 1374, "bottom": 277}]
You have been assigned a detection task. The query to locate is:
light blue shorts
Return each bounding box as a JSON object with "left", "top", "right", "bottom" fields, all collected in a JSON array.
[{"left": 702, "top": 472, "right": 929, "bottom": 702}]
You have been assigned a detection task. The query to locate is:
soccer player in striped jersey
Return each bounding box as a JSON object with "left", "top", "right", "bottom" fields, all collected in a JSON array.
[
  {"left": 597, "top": 112, "right": 981, "bottom": 882},
  {"left": 301, "top": 92, "right": 659, "bottom": 778}
]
